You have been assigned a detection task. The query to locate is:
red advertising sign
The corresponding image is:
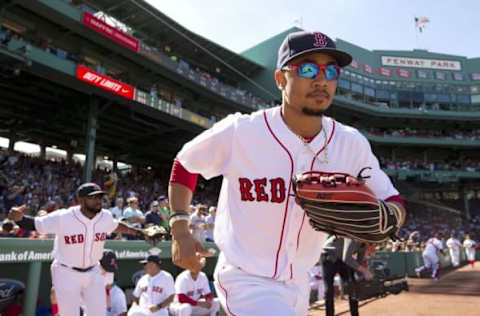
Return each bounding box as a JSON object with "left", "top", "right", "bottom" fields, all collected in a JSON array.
[
  {"left": 76, "top": 65, "right": 135, "bottom": 99},
  {"left": 82, "top": 12, "right": 139, "bottom": 52},
  {"left": 378, "top": 67, "right": 392, "bottom": 77},
  {"left": 363, "top": 64, "right": 374, "bottom": 74},
  {"left": 350, "top": 60, "right": 360, "bottom": 69},
  {"left": 397, "top": 68, "right": 412, "bottom": 78}
]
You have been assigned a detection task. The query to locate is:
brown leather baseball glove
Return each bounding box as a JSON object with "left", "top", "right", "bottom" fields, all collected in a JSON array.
[
  {"left": 292, "top": 168, "right": 402, "bottom": 243},
  {"left": 142, "top": 225, "right": 167, "bottom": 246}
]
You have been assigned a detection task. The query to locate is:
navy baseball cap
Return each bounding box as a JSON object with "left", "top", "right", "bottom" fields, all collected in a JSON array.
[
  {"left": 277, "top": 31, "right": 352, "bottom": 69},
  {"left": 140, "top": 255, "right": 162, "bottom": 266},
  {"left": 100, "top": 249, "right": 118, "bottom": 272},
  {"left": 76, "top": 183, "right": 105, "bottom": 198}
]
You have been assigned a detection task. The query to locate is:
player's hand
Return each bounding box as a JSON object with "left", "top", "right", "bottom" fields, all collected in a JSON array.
[
  {"left": 198, "top": 301, "right": 212, "bottom": 309},
  {"left": 172, "top": 223, "right": 206, "bottom": 271},
  {"left": 8, "top": 205, "right": 26, "bottom": 222},
  {"left": 149, "top": 305, "right": 159, "bottom": 312}
]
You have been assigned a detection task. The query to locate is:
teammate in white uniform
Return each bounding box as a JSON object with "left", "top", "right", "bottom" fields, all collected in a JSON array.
[
  {"left": 168, "top": 30, "right": 406, "bottom": 316},
  {"left": 128, "top": 255, "right": 175, "bottom": 316},
  {"left": 8, "top": 183, "right": 143, "bottom": 316},
  {"left": 169, "top": 265, "right": 220, "bottom": 316},
  {"left": 189, "top": 206, "right": 206, "bottom": 243},
  {"left": 446, "top": 233, "right": 462, "bottom": 267},
  {"left": 101, "top": 250, "right": 127, "bottom": 316},
  {"left": 415, "top": 233, "right": 445, "bottom": 280},
  {"left": 463, "top": 234, "right": 477, "bottom": 268}
]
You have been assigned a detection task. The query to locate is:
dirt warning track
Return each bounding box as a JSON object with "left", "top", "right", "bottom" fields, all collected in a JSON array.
[{"left": 308, "top": 263, "right": 480, "bottom": 316}]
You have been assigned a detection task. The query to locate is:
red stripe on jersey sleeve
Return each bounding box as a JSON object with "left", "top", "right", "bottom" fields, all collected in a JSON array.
[
  {"left": 178, "top": 293, "right": 198, "bottom": 306},
  {"left": 169, "top": 159, "right": 198, "bottom": 193},
  {"left": 385, "top": 195, "right": 405, "bottom": 209}
]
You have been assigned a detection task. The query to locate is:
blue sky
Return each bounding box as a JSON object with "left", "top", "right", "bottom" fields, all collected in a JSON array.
[{"left": 146, "top": 0, "right": 480, "bottom": 58}]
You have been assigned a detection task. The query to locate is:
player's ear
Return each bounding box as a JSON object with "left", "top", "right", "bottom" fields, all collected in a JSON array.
[{"left": 274, "top": 70, "right": 286, "bottom": 91}]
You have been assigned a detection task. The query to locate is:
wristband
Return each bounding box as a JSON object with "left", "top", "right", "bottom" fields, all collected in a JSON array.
[
  {"left": 169, "top": 211, "right": 189, "bottom": 220},
  {"left": 169, "top": 215, "right": 190, "bottom": 228}
]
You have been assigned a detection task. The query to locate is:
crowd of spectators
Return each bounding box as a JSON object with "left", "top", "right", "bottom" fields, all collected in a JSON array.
[
  {"left": 2, "top": 145, "right": 480, "bottom": 240},
  {"left": 382, "top": 204, "right": 480, "bottom": 252},
  {"left": 0, "top": 149, "right": 220, "bottom": 241},
  {"left": 379, "top": 157, "right": 480, "bottom": 172},
  {"left": 367, "top": 127, "right": 480, "bottom": 141}
]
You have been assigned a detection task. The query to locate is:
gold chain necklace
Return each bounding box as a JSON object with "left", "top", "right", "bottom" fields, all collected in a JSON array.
[{"left": 285, "top": 123, "right": 329, "bottom": 164}]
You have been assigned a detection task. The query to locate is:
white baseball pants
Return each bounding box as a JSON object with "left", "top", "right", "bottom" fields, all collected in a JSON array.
[
  {"left": 213, "top": 253, "right": 309, "bottom": 316},
  {"left": 50, "top": 261, "right": 106, "bottom": 316}
]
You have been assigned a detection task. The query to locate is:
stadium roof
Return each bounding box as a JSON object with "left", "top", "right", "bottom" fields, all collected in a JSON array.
[{"left": 78, "top": 0, "right": 264, "bottom": 82}]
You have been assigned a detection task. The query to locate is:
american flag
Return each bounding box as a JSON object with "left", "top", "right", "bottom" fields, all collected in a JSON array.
[{"left": 415, "top": 16, "right": 430, "bottom": 33}]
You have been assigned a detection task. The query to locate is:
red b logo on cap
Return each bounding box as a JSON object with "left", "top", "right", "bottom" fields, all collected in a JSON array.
[{"left": 313, "top": 32, "right": 328, "bottom": 47}]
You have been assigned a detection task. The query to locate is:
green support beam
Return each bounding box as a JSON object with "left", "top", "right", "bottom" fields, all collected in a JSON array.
[
  {"left": 83, "top": 97, "right": 99, "bottom": 182},
  {"left": 23, "top": 261, "right": 42, "bottom": 316}
]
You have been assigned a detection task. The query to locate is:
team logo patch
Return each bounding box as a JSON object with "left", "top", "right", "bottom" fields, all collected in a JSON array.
[
  {"left": 0, "top": 279, "right": 25, "bottom": 303},
  {"left": 313, "top": 32, "right": 328, "bottom": 47}
]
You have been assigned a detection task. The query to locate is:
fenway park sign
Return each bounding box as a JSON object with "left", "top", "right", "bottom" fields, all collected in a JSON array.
[{"left": 381, "top": 56, "right": 461, "bottom": 71}]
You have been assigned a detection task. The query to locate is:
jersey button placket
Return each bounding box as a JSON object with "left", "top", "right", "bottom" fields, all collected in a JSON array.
[{"left": 84, "top": 222, "right": 93, "bottom": 267}]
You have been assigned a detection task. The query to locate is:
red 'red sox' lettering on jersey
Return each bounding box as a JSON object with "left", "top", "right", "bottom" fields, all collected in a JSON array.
[
  {"left": 64, "top": 234, "right": 84, "bottom": 244},
  {"left": 238, "top": 177, "right": 286, "bottom": 203},
  {"left": 94, "top": 232, "right": 107, "bottom": 241}
]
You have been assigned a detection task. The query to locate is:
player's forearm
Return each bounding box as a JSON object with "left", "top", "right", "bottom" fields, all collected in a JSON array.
[
  {"left": 157, "top": 294, "right": 175, "bottom": 309},
  {"left": 168, "top": 183, "right": 193, "bottom": 214},
  {"left": 115, "top": 222, "right": 141, "bottom": 236},
  {"left": 168, "top": 183, "right": 192, "bottom": 236},
  {"left": 15, "top": 215, "right": 36, "bottom": 231}
]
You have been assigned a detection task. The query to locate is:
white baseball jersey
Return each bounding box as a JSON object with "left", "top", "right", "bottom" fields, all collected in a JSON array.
[
  {"left": 177, "top": 106, "right": 399, "bottom": 281},
  {"left": 174, "top": 270, "right": 211, "bottom": 302},
  {"left": 446, "top": 238, "right": 461, "bottom": 251},
  {"left": 35, "top": 206, "right": 118, "bottom": 268},
  {"left": 463, "top": 239, "right": 476, "bottom": 249},
  {"left": 108, "top": 284, "right": 127, "bottom": 316},
  {"left": 423, "top": 237, "right": 444, "bottom": 257},
  {"left": 133, "top": 271, "right": 175, "bottom": 312}
]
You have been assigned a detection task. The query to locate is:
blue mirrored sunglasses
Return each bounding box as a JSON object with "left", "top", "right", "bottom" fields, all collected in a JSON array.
[{"left": 282, "top": 62, "right": 341, "bottom": 81}]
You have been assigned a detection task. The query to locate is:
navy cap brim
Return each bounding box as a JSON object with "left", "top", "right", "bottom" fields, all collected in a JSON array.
[
  {"left": 87, "top": 191, "right": 106, "bottom": 196},
  {"left": 279, "top": 47, "right": 352, "bottom": 69}
]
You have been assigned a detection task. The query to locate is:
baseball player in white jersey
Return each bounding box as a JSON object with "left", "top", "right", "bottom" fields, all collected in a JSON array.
[
  {"left": 128, "top": 255, "right": 175, "bottom": 316},
  {"left": 463, "top": 234, "right": 477, "bottom": 267},
  {"left": 189, "top": 206, "right": 206, "bottom": 243},
  {"left": 415, "top": 233, "right": 445, "bottom": 280},
  {"left": 169, "top": 263, "right": 220, "bottom": 316},
  {"left": 446, "top": 233, "right": 462, "bottom": 267},
  {"left": 168, "top": 30, "right": 406, "bottom": 316},
  {"left": 8, "top": 183, "right": 146, "bottom": 316}
]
